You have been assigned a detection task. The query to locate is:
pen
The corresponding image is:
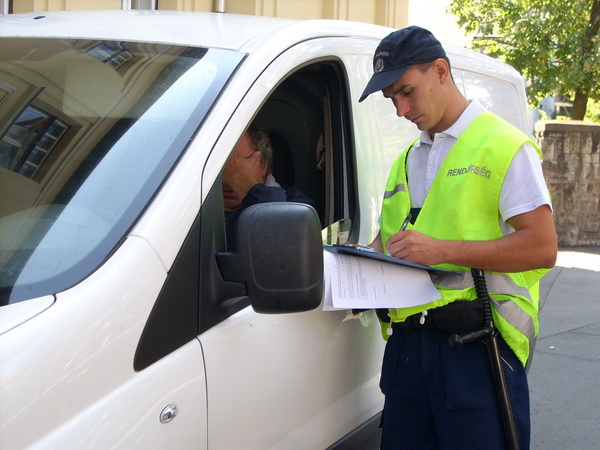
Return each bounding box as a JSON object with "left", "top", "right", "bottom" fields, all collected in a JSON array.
[{"left": 400, "top": 213, "right": 412, "bottom": 231}]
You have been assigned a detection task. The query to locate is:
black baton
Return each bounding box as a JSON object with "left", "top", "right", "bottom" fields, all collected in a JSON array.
[{"left": 448, "top": 269, "right": 519, "bottom": 450}]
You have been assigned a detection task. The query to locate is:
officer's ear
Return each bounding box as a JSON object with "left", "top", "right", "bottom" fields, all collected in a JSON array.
[{"left": 433, "top": 58, "right": 451, "bottom": 84}]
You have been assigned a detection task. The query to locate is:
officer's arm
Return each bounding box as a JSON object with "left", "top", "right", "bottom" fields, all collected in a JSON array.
[{"left": 386, "top": 205, "right": 557, "bottom": 272}]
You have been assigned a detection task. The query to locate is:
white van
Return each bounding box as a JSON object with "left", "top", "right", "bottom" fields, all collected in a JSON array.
[{"left": 0, "top": 11, "right": 531, "bottom": 449}]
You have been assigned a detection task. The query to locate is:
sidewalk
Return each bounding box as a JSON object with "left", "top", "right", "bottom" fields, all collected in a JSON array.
[{"left": 530, "top": 247, "right": 600, "bottom": 449}]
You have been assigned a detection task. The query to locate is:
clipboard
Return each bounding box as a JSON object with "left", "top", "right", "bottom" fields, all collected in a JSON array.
[{"left": 323, "top": 244, "right": 459, "bottom": 275}]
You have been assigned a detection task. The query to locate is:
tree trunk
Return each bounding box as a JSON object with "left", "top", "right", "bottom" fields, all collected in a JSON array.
[
  {"left": 571, "top": 90, "right": 588, "bottom": 120},
  {"left": 572, "top": 0, "right": 599, "bottom": 120}
]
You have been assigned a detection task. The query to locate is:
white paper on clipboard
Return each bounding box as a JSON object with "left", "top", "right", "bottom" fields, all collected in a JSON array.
[{"left": 322, "top": 251, "right": 441, "bottom": 311}]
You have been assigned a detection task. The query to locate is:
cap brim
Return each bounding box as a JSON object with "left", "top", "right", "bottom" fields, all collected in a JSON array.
[{"left": 358, "top": 66, "right": 410, "bottom": 102}]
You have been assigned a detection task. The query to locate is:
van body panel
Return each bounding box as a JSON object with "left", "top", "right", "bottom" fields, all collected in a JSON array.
[
  {"left": 0, "top": 238, "right": 209, "bottom": 448},
  {"left": 0, "top": 295, "right": 54, "bottom": 335},
  {"left": 32, "top": 340, "right": 208, "bottom": 448},
  {"left": 200, "top": 308, "right": 383, "bottom": 448}
]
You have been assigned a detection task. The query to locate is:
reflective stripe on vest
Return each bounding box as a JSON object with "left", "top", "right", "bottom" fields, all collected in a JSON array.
[
  {"left": 431, "top": 271, "right": 535, "bottom": 339},
  {"left": 384, "top": 184, "right": 407, "bottom": 199}
]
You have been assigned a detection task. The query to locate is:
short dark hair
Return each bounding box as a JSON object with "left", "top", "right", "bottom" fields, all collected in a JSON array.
[{"left": 414, "top": 56, "right": 454, "bottom": 81}]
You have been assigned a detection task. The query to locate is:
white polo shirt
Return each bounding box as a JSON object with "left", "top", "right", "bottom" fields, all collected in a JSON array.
[{"left": 407, "top": 99, "right": 551, "bottom": 235}]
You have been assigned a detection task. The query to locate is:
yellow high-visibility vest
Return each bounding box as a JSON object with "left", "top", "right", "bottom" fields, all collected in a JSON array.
[{"left": 380, "top": 112, "right": 548, "bottom": 366}]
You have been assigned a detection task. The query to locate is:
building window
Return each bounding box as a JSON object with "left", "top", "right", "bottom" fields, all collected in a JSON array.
[
  {"left": 87, "top": 41, "right": 133, "bottom": 69},
  {"left": 0, "top": 105, "right": 69, "bottom": 180}
]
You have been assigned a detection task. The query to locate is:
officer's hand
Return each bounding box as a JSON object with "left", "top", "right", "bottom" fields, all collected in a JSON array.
[{"left": 386, "top": 230, "right": 445, "bottom": 266}]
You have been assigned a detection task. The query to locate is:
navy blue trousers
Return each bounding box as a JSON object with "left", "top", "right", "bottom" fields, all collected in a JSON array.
[{"left": 380, "top": 327, "right": 530, "bottom": 449}]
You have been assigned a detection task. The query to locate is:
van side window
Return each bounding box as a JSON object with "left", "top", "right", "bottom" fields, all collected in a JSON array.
[{"left": 253, "top": 62, "right": 356, "bottom": 229}]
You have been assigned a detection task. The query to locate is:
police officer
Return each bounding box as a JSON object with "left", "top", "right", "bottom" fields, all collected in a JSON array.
[{"left": 359, "top": 26, "right": 557, "bottom": 449}]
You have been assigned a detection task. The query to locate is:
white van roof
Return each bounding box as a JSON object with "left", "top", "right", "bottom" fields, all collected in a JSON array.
[
  {"left": 0, "top": 10, "right": 523, "bottom": 82},
  {"left": 0, "top": 10, "right": 385, "bottom": 50}
]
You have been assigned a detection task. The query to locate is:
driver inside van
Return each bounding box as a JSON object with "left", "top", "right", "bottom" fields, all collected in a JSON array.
[{"left": 222, "top": 123, "right": 315, "bottom": 249}]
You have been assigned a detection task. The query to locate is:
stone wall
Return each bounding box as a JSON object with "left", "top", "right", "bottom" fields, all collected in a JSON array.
[{"left": 536, "top": 121, "right": 600, "bottom": 246}]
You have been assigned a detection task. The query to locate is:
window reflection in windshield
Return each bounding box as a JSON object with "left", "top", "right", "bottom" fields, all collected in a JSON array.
[{"left": 0, "top": 39, "right": 244, "bottom": 305}]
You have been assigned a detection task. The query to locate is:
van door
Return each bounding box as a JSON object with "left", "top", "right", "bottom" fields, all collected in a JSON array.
[{"left": 197, "top": 38, "right": 386, "bottom": 449}]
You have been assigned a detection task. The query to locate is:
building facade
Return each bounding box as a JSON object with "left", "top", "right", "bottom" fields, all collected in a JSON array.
[{"left": 2, "top": 0, "right": 411, "bottom": 28}]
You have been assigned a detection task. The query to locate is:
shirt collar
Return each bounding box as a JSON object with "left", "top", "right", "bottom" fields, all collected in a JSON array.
[{"left": 415, "top": 99, "right": 485, "bottom": 147}]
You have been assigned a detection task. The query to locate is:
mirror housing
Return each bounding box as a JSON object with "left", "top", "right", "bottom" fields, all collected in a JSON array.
[{"left": 216, "top": 203, "right": 323, "bottom": 314}]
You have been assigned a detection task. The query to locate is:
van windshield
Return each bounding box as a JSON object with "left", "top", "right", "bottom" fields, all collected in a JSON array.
[{"left": 0, "top": 38, "right": 244, "bottom": 305}]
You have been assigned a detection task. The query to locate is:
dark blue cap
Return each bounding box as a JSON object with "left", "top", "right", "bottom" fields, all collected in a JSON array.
[{"left": 359, "top": 26, "right": 446, "bottom": 102}]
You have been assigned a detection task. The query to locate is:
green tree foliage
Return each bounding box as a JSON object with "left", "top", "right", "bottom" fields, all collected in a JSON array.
[
  {"left": 448, "top": 0, "right": 599, "bottom": 120},
  {"left": 585, "top": 98, "right": 600, "bottom": 122}
]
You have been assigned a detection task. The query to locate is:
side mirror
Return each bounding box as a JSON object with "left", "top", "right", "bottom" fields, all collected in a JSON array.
[{"left": 216, "top": 203, "right": 323, "bottom": 313}]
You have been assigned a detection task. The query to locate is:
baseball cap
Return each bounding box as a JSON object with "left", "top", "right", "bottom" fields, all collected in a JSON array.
[{"left": 359, "top": 26, "right": 446, "bottom": 102}]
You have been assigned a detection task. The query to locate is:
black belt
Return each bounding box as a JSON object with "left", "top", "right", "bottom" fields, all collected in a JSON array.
[
  {"left": 392, "top": 312, "right": 436, "bottom": 331},
  {"left": 391, "top": 299, "right": 485, "bottom": 340},
  {"left": 391, "top": 314, "right": 450, "bottom": 341}
]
